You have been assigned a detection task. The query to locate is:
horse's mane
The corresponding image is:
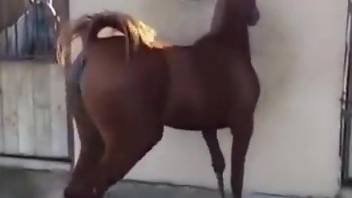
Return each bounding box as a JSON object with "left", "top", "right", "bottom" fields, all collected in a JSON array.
[{"left": 56, "top": 11, "right": 158, "bottom": 66}]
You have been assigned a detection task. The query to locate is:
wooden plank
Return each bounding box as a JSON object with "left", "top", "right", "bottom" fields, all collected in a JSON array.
[
  {"left": 0, "top": 62, "right": 4, "bottom": 153},
  {"left": 0, "top": 61, "right": 69, "bottom": 159},
  {"left": 32, "top": 64, "right": 52, "bottom": 157},
  {"left": 73, "top": 119, "right": 80, "bottom": 165},
  {"left": 17, "top": 62, "right": 35, "bottom": 155},
  {"left": 50, "top": 64, "right": 68, "bottom": 157},
  {"left": 0, "top": 156, "right": 70, "bottom": 171},
  {"left": 1, "top": 62, "right": 20, "bottom": 154}
]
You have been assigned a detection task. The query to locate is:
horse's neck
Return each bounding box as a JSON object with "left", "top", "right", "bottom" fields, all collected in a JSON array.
[{"left": 210, "top": 0, "right": 250, "bottom": 53}]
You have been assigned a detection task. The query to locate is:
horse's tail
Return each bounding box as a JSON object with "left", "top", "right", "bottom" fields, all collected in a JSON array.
[
  {"left": 86, "top": 11, "right": 141, "bottom": 63},
  {"left": 56, "top": 14, "right": 93, "bottom": 65}
]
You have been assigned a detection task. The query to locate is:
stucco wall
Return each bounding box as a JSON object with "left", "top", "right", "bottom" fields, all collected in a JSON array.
[{"left": 70, "top": 0, "right": 347, "bottom": 196}]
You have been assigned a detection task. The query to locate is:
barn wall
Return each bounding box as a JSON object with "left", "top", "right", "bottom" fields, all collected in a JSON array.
[
  {"left": 70, "top": 0, "right": 347, "bottom": 196},
  {"left": 0, "top": 61, "right": 68, "bottom": 159}
]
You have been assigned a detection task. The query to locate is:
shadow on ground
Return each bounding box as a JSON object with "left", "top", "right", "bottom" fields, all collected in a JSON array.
[
  {"left": 0, "top": 167, "right": 224, "bottom": 198},
  {"left": 0, "top": 167, "right": 350, "bottom": 198}
]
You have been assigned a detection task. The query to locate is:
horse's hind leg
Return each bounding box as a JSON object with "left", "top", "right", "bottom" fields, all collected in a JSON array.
[
  {"left": 202, "top": 129, "right": 226, "bottom": 198},
  {"left": 91, "top": 120, "right": 163, "bottom": 197},
  {"left": 230, "top": 115, "right": 254, "bottom": 198},
  {"left": 65, "top": 112, "right": 104, "bottom": 197},
  {"left": 64, "top": 90, "right": 104, "bottom": 198}
]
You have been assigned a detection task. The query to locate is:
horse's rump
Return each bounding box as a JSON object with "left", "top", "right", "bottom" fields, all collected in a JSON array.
[{"left": 56, "top": 11, "right": 158, "bottom": 66}]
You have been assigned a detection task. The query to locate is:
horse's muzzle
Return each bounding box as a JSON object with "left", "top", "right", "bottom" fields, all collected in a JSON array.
[{"left": 247, "top": 8, "right": 260, "bottom": 26}]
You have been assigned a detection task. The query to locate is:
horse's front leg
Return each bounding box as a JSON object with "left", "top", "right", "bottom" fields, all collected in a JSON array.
[
  {"left": 230, "top": 115, "right": 254, "bottom": 198},
  {"left": 202, "top": 129, "right": 226, "bottom": 198}
]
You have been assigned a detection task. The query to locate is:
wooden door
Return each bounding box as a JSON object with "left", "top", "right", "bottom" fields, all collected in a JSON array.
[
  {"left": 0, "top": 61, "right": 69, "bottom": 160},
  {"left": 0, "top": 0, "right": 71, "bottom": 166}
]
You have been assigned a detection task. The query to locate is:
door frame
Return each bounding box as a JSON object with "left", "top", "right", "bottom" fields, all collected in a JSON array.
[{"left": 341, "top": 0, "right": 352, "bottom": 186}]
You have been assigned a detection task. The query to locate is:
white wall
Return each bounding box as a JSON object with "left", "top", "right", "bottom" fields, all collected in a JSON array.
[{"left": 70, "top": 0, "right": 347, "bottom": 197}]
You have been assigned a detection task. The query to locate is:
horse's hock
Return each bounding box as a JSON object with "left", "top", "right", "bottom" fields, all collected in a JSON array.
[{"left": 0, "top": 60, "right": 69, "bottom": 160}]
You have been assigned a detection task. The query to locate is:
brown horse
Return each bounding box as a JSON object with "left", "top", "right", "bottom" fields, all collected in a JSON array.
[
  {"left": 57, "top": 0, "right": 260, "bottom": 197},
  {"left": 0, "top": 0, "right": 26, "bottom": 30}
]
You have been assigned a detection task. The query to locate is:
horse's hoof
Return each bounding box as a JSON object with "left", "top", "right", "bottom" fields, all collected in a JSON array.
[
  {"left": 63, "top": 186, "right": 77, "bottom": 198},
  {"left": 64, "top": 186, "right": 98, "bottom": 198}
]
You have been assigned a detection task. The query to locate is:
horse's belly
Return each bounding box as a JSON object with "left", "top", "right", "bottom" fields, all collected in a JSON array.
[
  {"left": 162, "top": 81, "right": 229, "bottom": 130},
  {"left": 163, "top": 107, "right": 228, "bottom": 130}
]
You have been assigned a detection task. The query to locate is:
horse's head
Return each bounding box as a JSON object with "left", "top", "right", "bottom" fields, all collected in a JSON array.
[
  {"left": 246, "top": 0, "right": 260, "bottom": 26},
  {"left": 212, "top": 0, "right": 260, "bottom": 31},
  {"left": 233, "top": 0, "right": 260, "bottom": 26}
]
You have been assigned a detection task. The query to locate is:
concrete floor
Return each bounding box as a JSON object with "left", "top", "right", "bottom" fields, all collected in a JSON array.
[
  {"left": 0, "top": 167, "right": 351, "bottom": 198},
  {"left": 0, "top": 167, "right": 228, "bottom": 198},
  {"left": 339, "top": 189, "right": 352, "bottom": 198}
]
